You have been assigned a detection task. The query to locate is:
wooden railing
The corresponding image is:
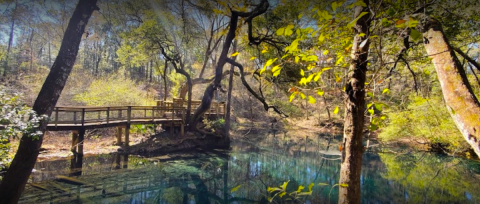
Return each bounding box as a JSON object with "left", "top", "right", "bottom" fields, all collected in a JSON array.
[
  {"left": 156, "top": 98, "right": 226, "bottom": 117},
  {"left": 50, "top": 106, "right": 185, "bottom": 127}
]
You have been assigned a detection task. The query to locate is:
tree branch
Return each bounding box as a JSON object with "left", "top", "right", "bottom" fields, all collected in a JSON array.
[{"left": 225, "top": 58, "right": 288, "bottom": 117}]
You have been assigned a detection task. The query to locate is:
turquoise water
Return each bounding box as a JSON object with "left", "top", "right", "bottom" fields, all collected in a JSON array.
[{"left": 19, "top": 133, "right": 480, "bottom": 203}]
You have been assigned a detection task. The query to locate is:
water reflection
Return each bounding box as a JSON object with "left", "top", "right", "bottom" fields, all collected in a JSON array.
[{"left": 20, "top": 134, "right": 480, "bottom": 204}]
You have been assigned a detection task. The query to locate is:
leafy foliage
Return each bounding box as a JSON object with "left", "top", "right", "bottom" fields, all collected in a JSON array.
[
  {"left": 74, "top": 75, "right": 156, "bottom": 106},
  {"left": 379, "top": 94, "right": 469, "bottom": 153},
  {"left": 0, "top": 88, "right": 44, "bottom": 170}
]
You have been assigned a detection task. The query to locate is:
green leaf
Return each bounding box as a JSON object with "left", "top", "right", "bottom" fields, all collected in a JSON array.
[
  {"left": 289, "top": 93, "right": 295, "bottom": 102},
  {"left": 347, "top": 12, "right": 368, "bottom": 28},
  {"left": 231, "top": 185, "right": 241, "bottom": 192},
  {"left": 332, "top": 2, "right": 338, "bottom": 11},
  {"left": 308, "top": 96, "right": 316, "bottom": 104},
  {"left": 333, "top": 106, "right": 339, "bottom": 114},
  {"left": 285, "top": 24, "right": 295, "bottom": 36},
  {"left": 410, "top": 28, "right": 421, "bottom": 42},
  {"left": 317, "top": 89, "right": 324, "bottom": 96},
  {"left": 367, "top": 91, "right": 374, "bottom": 98},
  {"left": 386, "top": 7, "right": 395, "bottom": 16},
  {"left": 375, "top": 104, "right": 383, "bottom": 111}
]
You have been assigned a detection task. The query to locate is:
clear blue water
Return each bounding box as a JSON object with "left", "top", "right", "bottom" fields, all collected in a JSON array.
[{"left": 19, "top": 133, "right": 480, "bottom": 203}]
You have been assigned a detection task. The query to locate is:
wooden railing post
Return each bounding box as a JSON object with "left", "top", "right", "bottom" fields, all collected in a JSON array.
[
  {"left": 54, "top": 107, "right": 59, "bottom": 128},
  {"left": 73, "top": 111, "right": 77, "bottom": 125},
  {"left": 81, "top": 108, "right": 85, "bottom": 127},
  {"left": 106, "top": 107, "right": 110, "bottom": 124},
  {"left": 125, "top": 106, "right": 131, "bottom": 147}
]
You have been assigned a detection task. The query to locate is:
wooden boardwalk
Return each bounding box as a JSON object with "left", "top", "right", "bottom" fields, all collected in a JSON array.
[{"left": 2, "top": 99, "right": 226, "bottom": 154}]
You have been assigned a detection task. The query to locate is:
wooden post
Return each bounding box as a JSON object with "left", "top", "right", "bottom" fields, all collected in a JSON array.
[
  {"left": 81, "top": 108, "right": 85, "bottom": 127},
  {"left": 181, "top": 108, "right": 185, "bottom": 136},
  {"left": 116, "top": 127, "right": 122, "bottom": 145},
  {"left": 71, "top": 130, "right": 79, "bottom": 153},
  {"left": 126, "top": 106, "right": 131, "bottom": 147},
  {"left": 78, "top": 128, "right": 85, "bottom": 155},
  {"left": 106, "top": 107, "right": 110, "bottom": 124},
  {"left": 171, "top": 103, "right": 174, "bottom": 134},
  {"left": 73, "top": 111, "right": 77, "bottom": 125},
  {"left": 216, "top": 102, "right": 220, "bottom": 118},
  {"left": 125, "top": 125, "right": 130, "bottom": 147},
  {"left": 54, "top": 107, "right": 59, "bottom": 128}
]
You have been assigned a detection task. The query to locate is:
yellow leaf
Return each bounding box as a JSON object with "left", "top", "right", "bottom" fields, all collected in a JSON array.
[
  {"left": 300, "top": 93, "right": 306, "bottom": 99},
  {"left": 281, "top": 181, "right": 289, "bottom": 190},
  {"left": 319, "top": 33, "right": 325, "bottom": 43},
  {"left": 295, "top": 56, "right": 300, "bottom": 63},
  {"left": 272, "top": 65, "right": 282, "bottom": 77},
  {"left": 289, "top": 93, "right": 295, "bottom": 102},
  {"left": 333, "top": 106, "right": 339, "bottom": 114},
  {"left": 231, "top": 52, "right": 239, "bottom": 57},
  {"left": 308, "top": 96, "right": 316, "bottom": 104},
  {"left": 358, "top": 33, "right": 366, "bottom": 37},
  {"left": 297, "top": 185, "right": 305, "bottom": 193},
  {"left": 279, "top": 192, "right": 287, "bottom": 198},
  {"left": 259, "top": 67, "right": 266, "bottom": 75},
  {"left": 323, "top": 50, "right": 329, "bottom": 55},
  {"left": 261, "top": 49, "right": 268, "bottom": 54},
  {"left": 314, "top": 72, "right": 322, "bottom": 82},
  {"left": 382, "top": 88, "right": 389, "bottom": 94},
  {"left": 317, "top": 89, "right": 324, "bottom": 96},
  {"left": 250, "top": 56, "right": 256, "bottom": 60},
  {"left": 276, "top": 27, "right": 285, "bottom": 36},
  {"left": 300, "top": 69, "right": 305, "bottom": 76},
  {"left": 231, "top": 184, "right": 241, "bottom": 192}
]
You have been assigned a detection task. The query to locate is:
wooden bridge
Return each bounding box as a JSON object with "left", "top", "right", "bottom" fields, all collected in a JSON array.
[{"left": 3, "top": 99, "right": 226, "bottom": 154}]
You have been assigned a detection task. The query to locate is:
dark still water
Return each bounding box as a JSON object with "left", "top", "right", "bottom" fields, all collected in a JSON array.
[{"left": 20, "top": 133, "right": 480, "bottom": 204}]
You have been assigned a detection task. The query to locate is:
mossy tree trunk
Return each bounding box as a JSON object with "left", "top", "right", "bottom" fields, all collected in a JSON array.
[
  {"left": 421, "top": 17, "right": 480, "bottom": 158},
  {"left": 338, "top": 1, "right": 371, "bottom": 203},
  {"left": 0, "top": 1, "right": 98, "bottom": 203}
]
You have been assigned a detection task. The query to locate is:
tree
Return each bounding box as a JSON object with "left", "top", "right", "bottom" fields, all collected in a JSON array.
[
  {"left": 420, "top": 16, "right": 480, "bottom": 157},
  {"left": 0, "top": 1, "right": 98, "bottom": 203},
  {"left": 338, "top": 1, "right": 372, "bottom": 203},
  {"left": 189, "top": 0, "right": 270, "bottom": 130}
]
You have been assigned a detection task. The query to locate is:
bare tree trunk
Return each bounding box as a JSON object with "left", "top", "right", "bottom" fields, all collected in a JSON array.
[
  {"left": 0, "top": 1, "right": 98, "bottom": 203},
  {"left": 338, "top": 1, "right": 371, "bottom": 203},
  {"left": 163, "top": 60, "right": 168, "bottom": 101},
  {"left": 2, "top": 0, "right": 17, "bottom": 78},
  {"left": 421, "top": 17, "right": 480, "bottom": 157},
  {"left": 225, "top": 41, "right": 237, "bottom": 139}
]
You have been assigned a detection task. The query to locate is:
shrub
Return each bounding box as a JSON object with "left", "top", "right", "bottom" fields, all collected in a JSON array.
[
  {"left": 74, "top": 75, "right": 156, "bottom": 106},
  {"left": 379, "top": 94, "right": 469, "bottom": 153},
  {"left": 0, "top": 88, "right": 44, "bottom": 171}
]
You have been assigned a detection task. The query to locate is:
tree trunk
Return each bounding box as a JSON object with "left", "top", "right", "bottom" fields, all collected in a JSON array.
[
  {"left": 0, "top": 1, "right": 98, "bottom": 203},
  {"left": 421, "top": 17, "right": 480, "bottom": 158},
  {"left": 225, "top": 41, "right": 237, "bottom": 139},
  {"left": 338, "top": 1, "right": 371, "bottom": 203},
  {"left": 163, "top": 60, "right": 168, "bottom": 101},
  {"left": 2, "top": 0, "right": 17, "bottom": 78},
  {"left": 189, "top": 12, "right": 239, "bottom": 130}
]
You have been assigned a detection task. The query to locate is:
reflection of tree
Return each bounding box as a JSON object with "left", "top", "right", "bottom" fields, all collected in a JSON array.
[{"left": 380, "top": 153, "right": 480, "bottom": 203}]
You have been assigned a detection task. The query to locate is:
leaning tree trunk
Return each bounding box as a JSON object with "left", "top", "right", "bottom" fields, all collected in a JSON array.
[
  {"left": 338, "top": 1, "right": 371, "bottom": 204},
  {"left": 189, "top": 12, "right": 239, "bottom": 130},
  {"left": 0, "top": 1, "right": 98, "bottom": 203},
  {"left": 420, "top": 17, "right": 480, "bottom": 158}
]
